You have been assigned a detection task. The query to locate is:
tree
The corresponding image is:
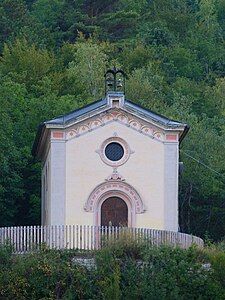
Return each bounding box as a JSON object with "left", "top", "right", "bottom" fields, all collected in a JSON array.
[
  {"left": 65, "top": 39, "right": 108, "bottom": 99},
  {"left": 139, "top": 82, "right": 225, "bottom": 240},
  {"left": 0, "top": 38, "right": 55, "bottom": 90},
  {"left": 0, "top": 0, "right": 31, "bottom": 51},
  {"left": 31, "top": 0, "right": 64, "bottom": 28},
  {"left": 0, "top": 77, "right": 27, "bottom": 226},
  {"left": 212, "top": 78, "right": 225, "bottom": 117},
  {"left": 125, "top": 64, "right": 167, "bottom": 111}
]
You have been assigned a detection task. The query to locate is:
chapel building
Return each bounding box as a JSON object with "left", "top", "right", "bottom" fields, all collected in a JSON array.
[{"left": 32, "top": 75, "right": 189, "bottom": 231}]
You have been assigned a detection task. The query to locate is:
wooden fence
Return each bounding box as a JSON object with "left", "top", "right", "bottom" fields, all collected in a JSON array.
[{"left": 0, "top": 225, "right": 204, "bottom": 254}]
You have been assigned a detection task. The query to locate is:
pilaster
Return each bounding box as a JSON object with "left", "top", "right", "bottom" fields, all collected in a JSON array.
[
  {"left": 50, "top": 132, "right": 65, "bottom": 225},
  {"left": 164, "top": 141, "right": 179, "bottom": 231}
]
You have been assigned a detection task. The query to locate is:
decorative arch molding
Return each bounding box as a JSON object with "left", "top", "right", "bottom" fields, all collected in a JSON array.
[
  {"left": 65, "top": 110, "right": 174, "bottom": 143},
  {"left": 84, "top": 181, "right": 145, "bottom": 227}
]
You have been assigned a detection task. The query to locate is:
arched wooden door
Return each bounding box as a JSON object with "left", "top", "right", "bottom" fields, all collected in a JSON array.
[{"left": 101, "top": 197, "right": 128, "bottom": 227}]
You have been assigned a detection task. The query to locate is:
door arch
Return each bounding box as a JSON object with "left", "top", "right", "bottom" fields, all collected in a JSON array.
[
  {"left": 101, "top": 197, "right": 128, "bottom": 227},
  {"left": 84, "top": 181, "right": 145, "bottom": 228}
]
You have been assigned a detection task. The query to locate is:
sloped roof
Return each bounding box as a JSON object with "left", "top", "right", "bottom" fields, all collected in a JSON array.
[
  {"left": 46, "top": 98, "right": 107, "bottom": 126},
  {"left": 124, "top": 100, "right": 186, "bottom": 127},
  {"left": 32, "top": 93, "right": 189, "bottom": 157}
]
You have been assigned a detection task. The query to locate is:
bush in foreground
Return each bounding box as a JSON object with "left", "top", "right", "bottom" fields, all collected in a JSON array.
[{"left": 1, "top": 239, "right": 225, "bottom": 299}]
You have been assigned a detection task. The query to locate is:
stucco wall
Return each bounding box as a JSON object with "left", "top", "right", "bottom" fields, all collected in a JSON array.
[
  {"left": 64, "top": 121, "right": 174, "bottom": 230},
  {"left": 41, "top": 149, "right": 51, "bottom": 225}
]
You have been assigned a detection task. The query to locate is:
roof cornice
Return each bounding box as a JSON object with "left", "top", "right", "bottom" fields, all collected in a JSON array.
[{"left": 32, "top": 92, "right": 189, "bottom": 158}]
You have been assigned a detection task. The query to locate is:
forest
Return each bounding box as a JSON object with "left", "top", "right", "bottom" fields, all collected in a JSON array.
[{"left": 0, "top": 0, "right": 225, "bottom": 241}]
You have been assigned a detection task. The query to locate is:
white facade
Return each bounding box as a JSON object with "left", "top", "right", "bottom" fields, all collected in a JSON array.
[{"left": 33, "top": 92, "right": 188, "bottom": 231}]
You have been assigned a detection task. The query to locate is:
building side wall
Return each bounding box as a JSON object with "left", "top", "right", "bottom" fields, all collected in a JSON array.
[
  {"left": 41, "top": 150, "right": 51, "bottom": 225},
  {"left": 65, "top": 121, "right": 169, "bottom": 230}
]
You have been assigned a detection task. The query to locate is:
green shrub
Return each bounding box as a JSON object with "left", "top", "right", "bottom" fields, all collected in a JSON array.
[
  {"left": 0, "top": 242, "right": 13, "bottom": 268},
  {"left": 0, "top": 248, "right": 99, "bottom": 300},
  {"left": 95, "top": 248, "right": 121, "bottom": 300},
  {"left": 205, "top": 242, "right": 225, "bottom": 290},
  {"left": 118, "top": 246, "right": 225, "bottom": 300},
  {"left": 1, "top": 244, "right": 225, "bottom": 299},
  {"left": 101, "top": 229, "right": 147, "bottom": 259}
]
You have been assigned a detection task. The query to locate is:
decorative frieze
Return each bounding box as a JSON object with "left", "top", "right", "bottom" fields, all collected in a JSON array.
[{"left": 66, "top": 110, "right": 178, "bottom": 143}]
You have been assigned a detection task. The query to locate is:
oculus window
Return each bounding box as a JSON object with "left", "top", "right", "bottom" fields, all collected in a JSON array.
[
  {"left": 98, "top": 136, "right": 131, "bottom": 167},
  {"left": 105, "top": 142, "right": 124, "bottom": 161}
]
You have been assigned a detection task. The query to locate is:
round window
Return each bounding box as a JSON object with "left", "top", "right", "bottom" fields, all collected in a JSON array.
[
  {"left": 98, "top": 137, "right": 131, "bottom": 167},
  {"left": 105, "top": 142, "right": 124, "bottom": 161}
]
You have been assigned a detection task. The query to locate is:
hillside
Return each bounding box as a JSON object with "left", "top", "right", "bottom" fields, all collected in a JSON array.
[{"left": 0, "top": 0, "right": 225, "bottom": 240}]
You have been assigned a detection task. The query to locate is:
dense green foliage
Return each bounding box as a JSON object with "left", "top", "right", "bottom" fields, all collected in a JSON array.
[
  {"left": 1, "top": 240, "right": 225, "bottom": 299},
  {"left": 0, "top": 0, "right": 225, "bottom": 240}
]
